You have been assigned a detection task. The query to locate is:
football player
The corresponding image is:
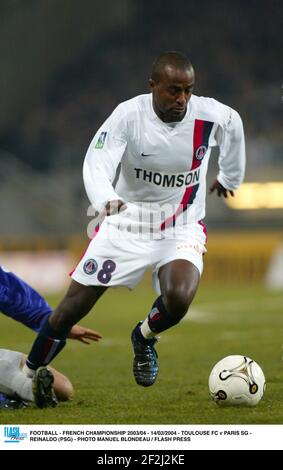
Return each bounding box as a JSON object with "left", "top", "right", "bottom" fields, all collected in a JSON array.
[{"left": 24, "top": 51, "right": 245, "bottom": 389}]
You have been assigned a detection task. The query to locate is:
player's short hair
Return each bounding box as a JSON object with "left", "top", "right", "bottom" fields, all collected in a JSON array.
[{"left": 151, "top": 51, "right": 193, "bottom": 82}]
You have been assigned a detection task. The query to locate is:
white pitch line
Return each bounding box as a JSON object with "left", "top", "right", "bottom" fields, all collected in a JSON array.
[
  {"left": 182, "top": 307, "right": 218, "bottom": 323},
  {"left": 193, "top": 296, "right": 283, "bottom": 311},
  {"left": 183, "top": 295, "right": 283, "bottom": 324}
]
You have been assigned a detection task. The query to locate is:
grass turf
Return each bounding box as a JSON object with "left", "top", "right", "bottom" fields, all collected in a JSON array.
[{"left": 0, "top": 278, "right": 283, "bottom": 424}]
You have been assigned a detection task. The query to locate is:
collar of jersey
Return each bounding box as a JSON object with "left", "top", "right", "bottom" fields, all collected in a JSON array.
[{"left": 148, "top": 93, "right": 194, "bottom": 128}]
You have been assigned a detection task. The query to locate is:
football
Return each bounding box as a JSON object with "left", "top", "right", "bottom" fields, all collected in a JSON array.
[{"left": 208, "top": 355, "right": 266, "bottom": 406}]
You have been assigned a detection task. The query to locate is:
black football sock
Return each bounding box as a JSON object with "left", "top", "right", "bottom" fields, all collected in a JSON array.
[
  {"left": 26, "top": 316, "right": 70, "bottom": 370},
  {"left": 147, "top": 296, "right": 180, "bottom": 334}
]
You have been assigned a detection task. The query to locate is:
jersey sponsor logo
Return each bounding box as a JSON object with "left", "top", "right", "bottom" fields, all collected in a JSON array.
[
  {"left": 134, "top": 167, "right": 200, "bottom": 188},
  {"left": 95, "top": 131, "right": 107, "bottom": 149},
  {"left": 195, "top": 145, "right": 207, "bottom": 160},
  {"left": 83, "top": 258, "right": 98, "bottom": 275}
]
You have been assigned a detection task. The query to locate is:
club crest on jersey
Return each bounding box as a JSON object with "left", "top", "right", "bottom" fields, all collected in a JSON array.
[
  {"left": 95, "top": 131, "right": 107, "bottom": 149},
  {"left": 83, "top": 259, "right": 98, "bottom": 275},
  {"left": 195, "top": 145, "right": 207, "bottom": 160}
]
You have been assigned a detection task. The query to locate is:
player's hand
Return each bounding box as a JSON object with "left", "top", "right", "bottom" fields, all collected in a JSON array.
[
  {"left": 105, "top": 199, "right": 127, "bottom": 216},
  {"left": 209, "top": 179, "right": 234, "bottom": 198},
  {"left": 69, "top": 325, "right": 103, "bottom": 344}
]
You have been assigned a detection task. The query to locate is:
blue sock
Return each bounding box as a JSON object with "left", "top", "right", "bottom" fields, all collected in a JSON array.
[
  {"left": 147, "top": 296, "right": 180, "bottom": 333},
  {"left": 26, "top": 317, "right": 70, "bottom": 370}
]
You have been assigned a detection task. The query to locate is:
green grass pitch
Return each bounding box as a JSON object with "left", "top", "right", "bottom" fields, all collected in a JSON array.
[{"left": 1, "top": 276, "right": 283, "bottom": 424}]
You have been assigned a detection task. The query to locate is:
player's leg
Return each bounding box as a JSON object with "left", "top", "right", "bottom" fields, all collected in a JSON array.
[
  {"left": 23, "top": 221, "right": 128, "bottom": 376},
  {"left": 147, "top": 259, "right": 200, "bottom": 332},
  {"left": 20, "top": 355, "right": 73, "bottom": 402},
  {"left": 131, "top": 222, "right": 206, "bottom": 387},
  {"left": 49, "top": 368, "right": 74, "bottom": 401},
  {"left": 0, "top": 350, "right": 56, "bottom": 408},
  {"left": 24, "top": 221, "right": 150, "bottom": 383},
  {"left": 0, "top": 349, "right": 32, "bottom": 400},
  {"left": 24, "top": 281, "right": 107, "bottom": 375},
  {"left": 131, "top": 260, "right": 199, "bottom": 387}
]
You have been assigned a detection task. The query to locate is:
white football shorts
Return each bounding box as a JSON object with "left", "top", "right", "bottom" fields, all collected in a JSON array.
[{"left": 71, "top": 220, "right": 207, "bottom": 294}]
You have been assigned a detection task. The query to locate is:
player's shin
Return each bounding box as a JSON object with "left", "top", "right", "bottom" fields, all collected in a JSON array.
[
  {"left": 24, "top": 316, "right": 70, "bottom": 376},
  {"left": 132, "top": 297, "right": 173, "bottom": 387},
  {"left": 140, "top": 296, "right": 180, "bottom": 338}
]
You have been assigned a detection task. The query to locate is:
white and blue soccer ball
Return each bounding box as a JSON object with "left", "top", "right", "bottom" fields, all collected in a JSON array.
[{"left": 208, "top": 355, "right": 266, "bottom": 406}]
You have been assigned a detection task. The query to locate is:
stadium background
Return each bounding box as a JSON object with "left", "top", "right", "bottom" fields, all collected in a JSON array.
[{"left": 0, "top": 0, "right": 282, "bottom": 425}]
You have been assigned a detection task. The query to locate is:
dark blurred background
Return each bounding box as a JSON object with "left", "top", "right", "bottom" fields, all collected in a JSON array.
[
  {"left": 0, "top": 0, "right": 282, "bottom": 293},
  {"left": 0, "top": 0, "right": 282, "bottom": 237}
]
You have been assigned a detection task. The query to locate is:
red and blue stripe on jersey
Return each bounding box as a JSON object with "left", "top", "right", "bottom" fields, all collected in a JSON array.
[{"left": 160, "top": 119, "right": 214, "bottom": 230}]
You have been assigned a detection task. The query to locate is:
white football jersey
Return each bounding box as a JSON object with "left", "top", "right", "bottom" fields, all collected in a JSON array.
[{"left": 83, "top": 93, "right": 245, "bottom": 230}]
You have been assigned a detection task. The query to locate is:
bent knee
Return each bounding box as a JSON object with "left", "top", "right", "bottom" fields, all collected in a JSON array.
[
  {"left": 163, "top": 285, "right": 196, "bottom": 318},
  {"left": 53, "top": 374, "right": 74, "bottom": 401}
]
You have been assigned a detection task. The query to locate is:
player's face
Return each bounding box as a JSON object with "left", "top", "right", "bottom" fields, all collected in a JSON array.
[{"left": 149, "top": 66, "right": 195, "bottom": 122}]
